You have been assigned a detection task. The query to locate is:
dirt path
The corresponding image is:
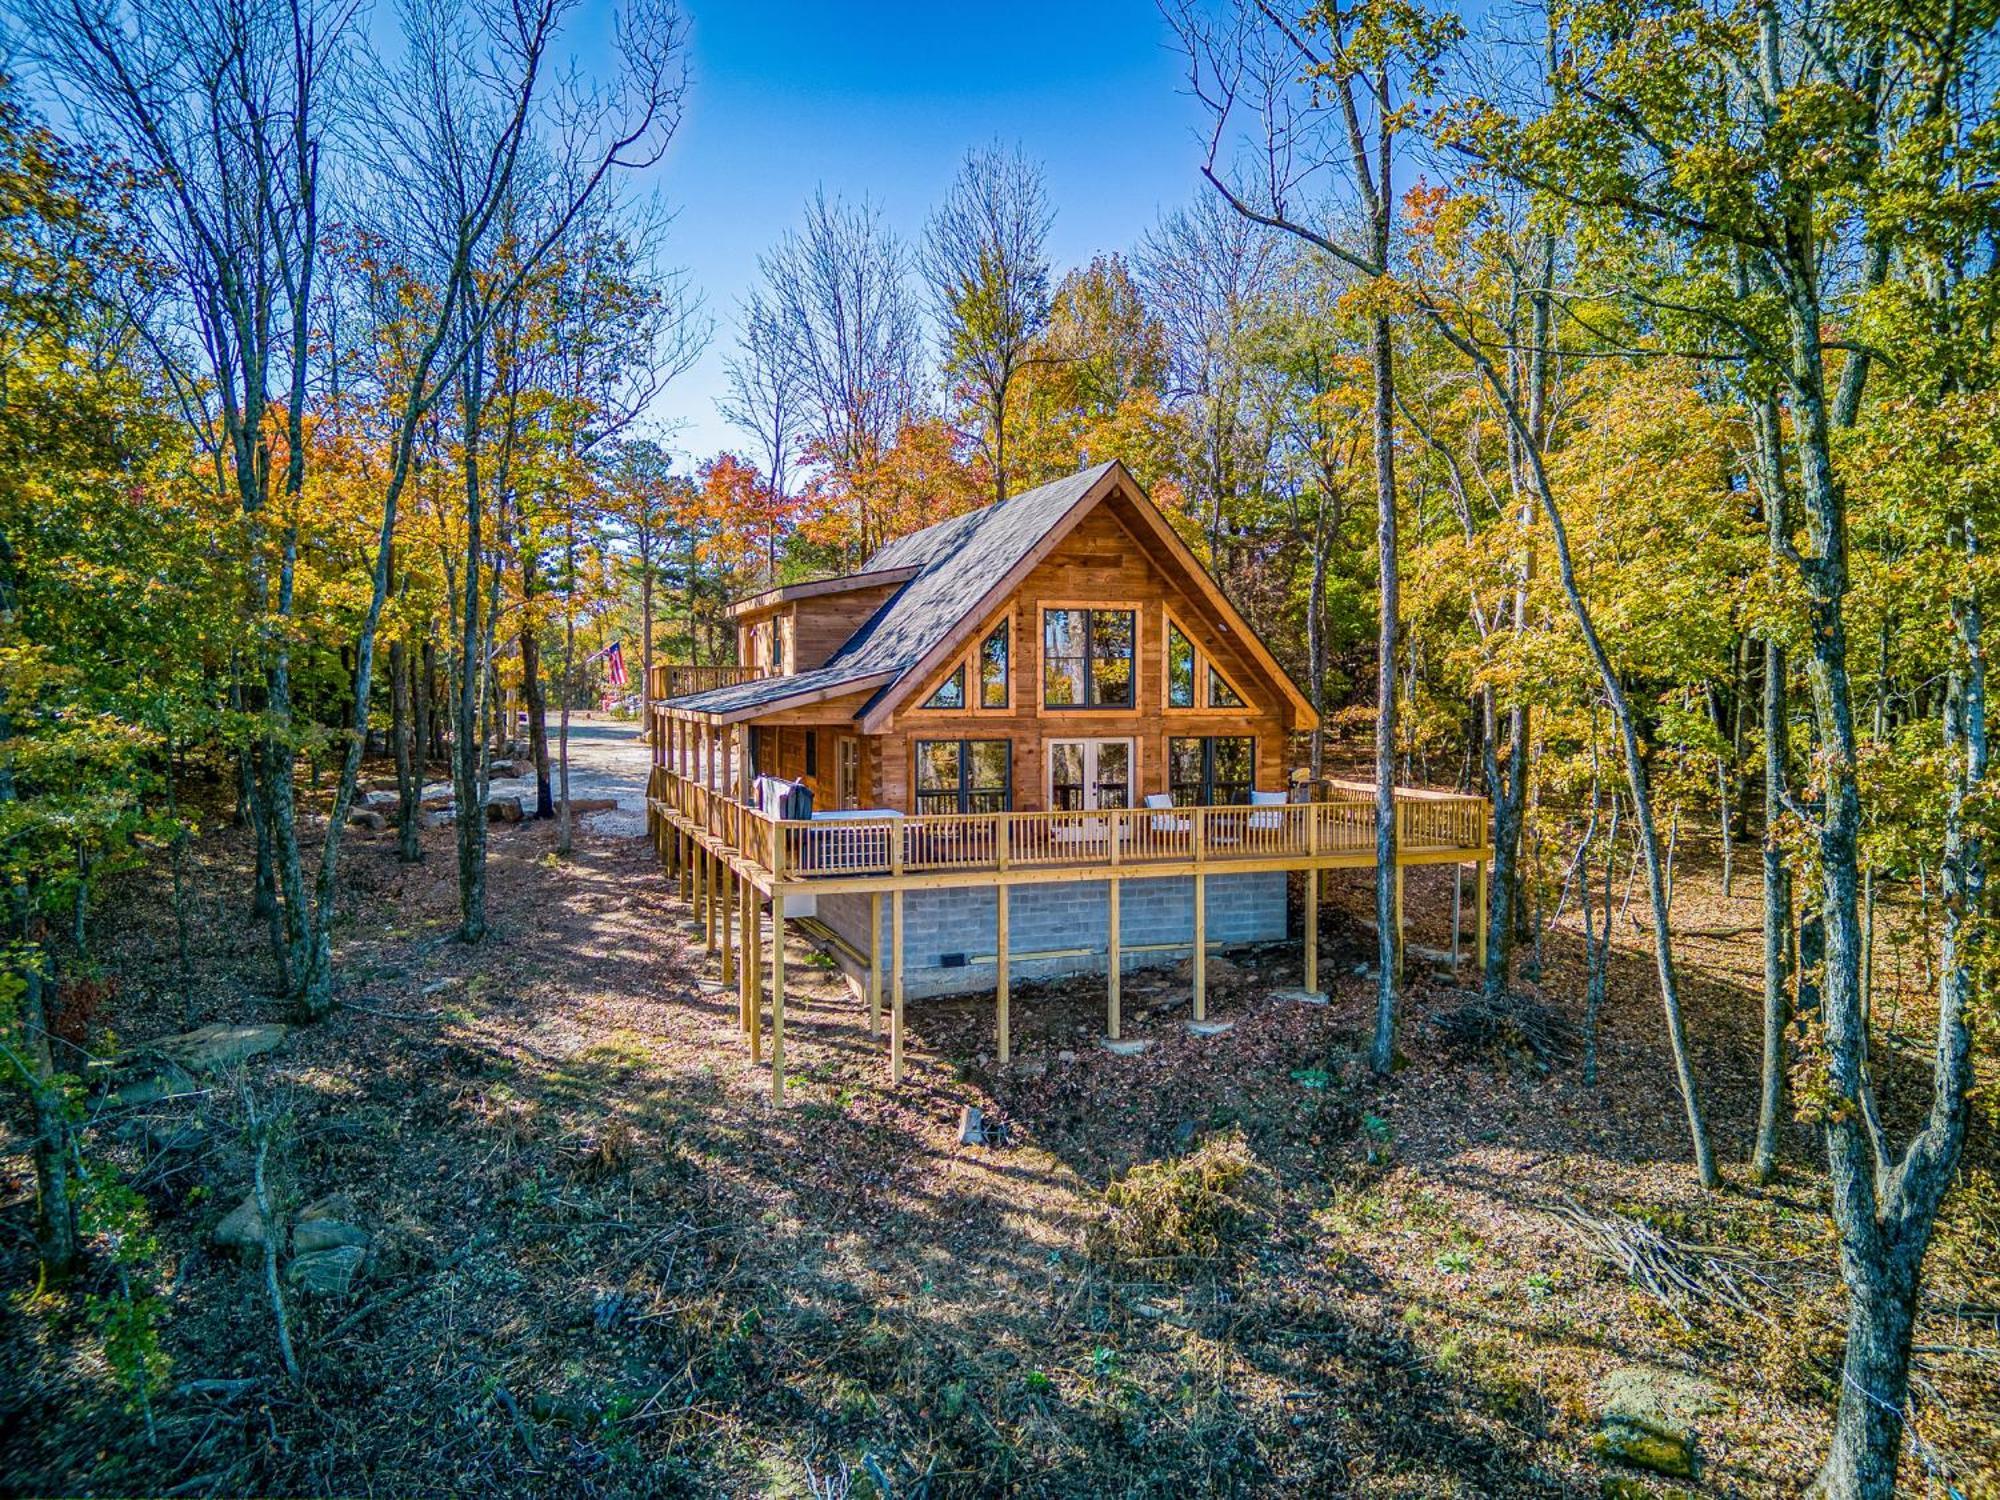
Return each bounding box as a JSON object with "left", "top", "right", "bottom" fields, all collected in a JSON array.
[{"left": 490, "top": 714, "right": 652, "bottom": 837}]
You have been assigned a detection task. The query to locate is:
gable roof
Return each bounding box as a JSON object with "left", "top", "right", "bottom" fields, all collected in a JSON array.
[{"left": 664, "top": 459, "right": 1315, "bottom": 729}]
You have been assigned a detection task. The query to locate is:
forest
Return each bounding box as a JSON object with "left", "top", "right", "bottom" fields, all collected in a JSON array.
[{"left": 0, "top": 0, "right": 1994, "bottom": 1496}]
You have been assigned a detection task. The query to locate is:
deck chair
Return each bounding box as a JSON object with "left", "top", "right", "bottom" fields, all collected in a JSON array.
[
  {"left": 1145, "top": 793, "right": 1191, "bottom": 835},
  {"left": 1247, "top": 789, "right": 1287, "bottom": 834}
]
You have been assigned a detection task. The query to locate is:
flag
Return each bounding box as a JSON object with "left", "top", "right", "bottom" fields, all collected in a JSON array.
[{"left": 605, "top": 640, "right": 628, "bottom": 688}]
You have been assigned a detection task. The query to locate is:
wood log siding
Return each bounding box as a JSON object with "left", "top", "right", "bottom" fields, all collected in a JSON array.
[{"left": 877, "top": 505, "right": 1290, "bottom": 813}]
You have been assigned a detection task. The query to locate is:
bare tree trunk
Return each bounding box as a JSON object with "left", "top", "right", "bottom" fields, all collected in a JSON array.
[
  {"left": 1368, "top": 308, "right": 1401, "bottom": 1073},
  {"left": 522, "top": 555, "right": 555, "bottom": 818},
  {"left": 392, "top": 640, "right": 423, "bottom": 863}
]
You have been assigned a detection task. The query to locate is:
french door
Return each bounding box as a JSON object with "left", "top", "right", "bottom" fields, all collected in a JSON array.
[{"left": 1046, "top": 738, "right": 1134, "bottom": 813}]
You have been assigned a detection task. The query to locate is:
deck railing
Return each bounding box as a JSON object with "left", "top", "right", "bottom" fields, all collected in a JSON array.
[
  {"left": 649, "top": 763, "right": 1488, "bottom": 887},
  {"left": 648, "top": 663, "right": 765, "bottom": 702}
]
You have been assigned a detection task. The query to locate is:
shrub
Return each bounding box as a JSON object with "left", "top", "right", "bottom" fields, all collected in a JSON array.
[{"left": 1088, "top": 1128, "right": 1264, "bottom": 1273}]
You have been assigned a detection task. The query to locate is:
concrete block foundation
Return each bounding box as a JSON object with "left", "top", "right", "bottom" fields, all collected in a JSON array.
[{"left": 814, "top": 872, "right": 1289, "bottom": 999}]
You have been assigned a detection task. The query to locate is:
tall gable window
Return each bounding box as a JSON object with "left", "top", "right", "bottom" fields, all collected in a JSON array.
[
  {"left": 1167, "top": 622, "right": 1196, "bottom": 708},
  {"left": 1043, "top": 608, "right": 1135, "bottom": 709},
  {"left": 1164, "top": 609, "right": 1249, "bottom": 711},
  {"left": 979, "top": 621, "right": 1009, "bottom": 708},
  {"left": 921, "top": 664, "right": 966, "bottom": 710}
]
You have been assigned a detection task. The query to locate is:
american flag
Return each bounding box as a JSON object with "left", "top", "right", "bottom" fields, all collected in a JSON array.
[{"left": 604, "top": 640, "right": 628, "bottom": 688}]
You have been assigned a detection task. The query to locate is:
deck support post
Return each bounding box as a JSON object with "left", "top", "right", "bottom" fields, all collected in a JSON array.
[
  {"left": 738, "top": 877, "right": 753, "bottom": 1033},
  {"left": 746, "top": 886, "right": 762, "bottom": 1059},
  {"left": 1451, "top": 864, "right": 1463, "bottom": 969},
  {"left": 720, "top": 862, "right": 735, "bottom": 986},
  {"left": 890, "top": 889, "right": 905, "bottom": 1084},
  {"left": 867, "top": 892, "right": 882, "bottom": 1038},
  {"left": 1476, "top": 857, "right": 1488, "bottom": 972},
  {"left": 705, "top": 851, "right": 718, "bottom": 956},
  {"left": 995, "top": 818, "right": 1010, "bottom": 1065},
  {"left": 770, "top": 886, "right": 786, "bottom": 1104},
  {"left": 996, "top": 885, "right": 1011, "bottom": 1065},
  {"left": 678, "top": 829, "right": 691, "bottom": 901},
  {"left": 1107, "top": 877, "right": 1121, "bottom": 1040},
  {"left": 1304, "top": 868, "right": 1319, "bottom": 995},
  {"left": 1192, "top": 872, "right": 1207, "bottom": 1022}
]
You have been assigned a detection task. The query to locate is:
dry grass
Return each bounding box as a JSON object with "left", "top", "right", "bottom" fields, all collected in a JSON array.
[{"left": 1088, "top": 1128, "right": 1265, "bottom": 1273}]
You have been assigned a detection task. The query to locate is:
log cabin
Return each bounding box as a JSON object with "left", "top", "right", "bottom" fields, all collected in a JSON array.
[{"left": 646, "top": 460, "right": 1491, "bottom": 1100}]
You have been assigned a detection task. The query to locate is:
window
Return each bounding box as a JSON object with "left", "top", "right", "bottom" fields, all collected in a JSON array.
[
  {"left": 804, "top": 730, "right": 818, "bottom": 778},
  {"left": 915, "top": 739, "right": 1012, "bottom": 815},
  {"left": 922, "top": 664, "right": 966, "bottom": 710},
  {"left": 979, "top": 621, "right": 1009, "bottom": 708},
  {"left": 1166, "top": 610, "right": 1250, "bottom": 710},
  {"left": 768, "top": 620, "right": 785, "bottom": 672},
  {"left": 1167, "top": 622, "right": 1196, "bottom": 708},
  {"left": 1043, "top": 608, "right": 1135, "bottom": 708},
  {"left": 1168, "top": 736, "right": 1256, "bottom": 805}
]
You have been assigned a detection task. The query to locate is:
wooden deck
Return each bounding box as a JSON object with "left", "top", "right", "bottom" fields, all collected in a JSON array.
[{"left": 644, "top": 740, "right": 1493, "bottom": 1105}]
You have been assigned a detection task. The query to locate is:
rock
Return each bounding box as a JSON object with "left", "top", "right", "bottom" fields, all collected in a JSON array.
[
  {"left": 423, "top": 808, "right": 455, "bottom": 828},
  {"left": 361, "top": 789, "right": 401, "bottom": 810},
  {"left": 485, "top": 795, "right": 524, "bottom": 823},
  {"left": 109, "top": 1059, "right": 198, "bottom": 1108},
  {"left": 1098, "top": 1037, "right": 1155, "bottom": 1057},
  {"left": 294, "top": 1217, "right": 369, "bottom": 1255},
  {"left": 286, "top": 1244, "right": 365, "bottom": 1297},
  {"left": 1270, "top": 988, "right": 1329, "bottom": 1006},
  {"left": 151, "top": 1022, "right": 288, "bottom": 1072},
  {"left": 300, "top": 1192, "right": 356, "bottom": 1221},
  {"left": 488, "top": 759, "right": 528, "bottom": 778},
  {"left": 1186, "top": 1019, "right": 1235, "bottom": 1037},
  {"left": 1591, "top": 1366, "right": 1718, "bottom": 1481},
  {"left": 1056, "top": 1050, "right": 1077, "bottom": 1065},
  {"left": 213, "top": 1194, "right": 268, "bottom": 1252},
  {"left": 958, "top": 1105, "right": 986, "bottom": 1145},
  {"left": 142, "top": 1116, "right": 208, "bottom": 1155},
  {"left": 420, "top": 793, "right": 454, "bottom": 811},
  {"left": 1009, "top": 1058, "right": 1047, "bottom": 1080},
  {"left": 347, "top": 808, "right": 387, "bottom": 832},
  {"left": 564, "top": 797, "right": 618, "bottom": 815}
]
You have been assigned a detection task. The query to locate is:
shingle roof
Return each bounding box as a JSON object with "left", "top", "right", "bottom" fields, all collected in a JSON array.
[{"left": 667, "top": 461, "right": 1116, "bottom": 719}]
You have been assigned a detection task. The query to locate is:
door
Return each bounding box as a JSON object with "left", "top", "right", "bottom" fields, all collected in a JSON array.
[
  {"left": 835, "top": 737, "right": 860, "bottom": 809},
  {"left": 1046, "top": 738, "right": 1134, "bottom": 812}
]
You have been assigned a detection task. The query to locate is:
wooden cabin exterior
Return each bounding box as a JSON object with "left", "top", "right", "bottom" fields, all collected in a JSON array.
[{"left": 646, "top": 461, "right": 1491, "bottom": 1101}]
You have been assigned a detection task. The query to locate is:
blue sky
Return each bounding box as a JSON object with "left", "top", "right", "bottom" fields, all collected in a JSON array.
[{"left": 628, "top": 0, "right": 1213, "bottom": 463}]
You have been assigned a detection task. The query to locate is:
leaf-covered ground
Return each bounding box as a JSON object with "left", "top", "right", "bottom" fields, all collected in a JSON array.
[{"left": 2, "top": 764, "right": 1994, "bottom": 1497}]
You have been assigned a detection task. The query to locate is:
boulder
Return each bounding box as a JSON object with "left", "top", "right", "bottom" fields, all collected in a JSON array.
[
  {"left": 142, "top": 1116, "right": 208, "bottom": 1155},
  {"left": 213, "top": 1194, "right": 268, "bottom": 1252},
  {"left": 488, "top": 759, "right": 527, "bottom": 779},
  {"left": 294, "top": 1217, "right": 370, "bottom": 1254},
  {"left": 152, "top": 1022, "right": 288, "bottom": 1072},
  {"left": 286, "top": 1243, "right": 365, "bottom": 1297},
  {"left": 1098, "top": 1037, "right": 1155, "bottom": 1058},
  {"left": 484, "top": 795, "right": 524, "bottom": 823},
  {"left": 1270, "top": 987, "right": 1329, "bottom": 1006},
  {"left": 361, "top": 788, "right": 401, "bottom": 810},
  {"left": 1590, "top": 1366, "right": 1718, "bottom": 1481},
  {"left": 347, "top": 808, "right": 387, "bottom": 832},
  {"left": 108, "top": 1059, "right": 198, "bottom": 1108},
  {"left": 423, "top": 808, "right": 455, "bottom": 828},
  {"left": 564, "top": 797, "right": 617, "bottom": 815}
]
